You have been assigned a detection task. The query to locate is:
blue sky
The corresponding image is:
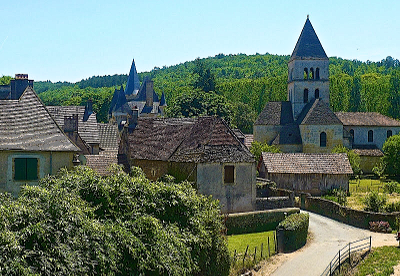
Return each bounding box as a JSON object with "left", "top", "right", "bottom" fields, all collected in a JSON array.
[{"left": 1, "top": 0, "right": 399, "bottom": 82}]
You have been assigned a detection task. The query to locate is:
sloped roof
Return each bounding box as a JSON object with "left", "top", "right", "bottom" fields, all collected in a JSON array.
[
  {"left": 335, "top": 112, "right": 400, "bottom": 127},
  {"left": 244, "top": 134, "right": 254, "bottom": 149},
  {"left": 352, "top": 144, "right": 384, "bottom": 157},
  {"left": 128, "top": 117, "right": 255, "bottom": 163},
  {"left": 0, "top": 87, "right": 79, "bottom": 152},
  {"left": 47, "top": 105, "right": 100, "bottom": 144},
  {"left": 112, "top": 86, "right": 133, "bottom": 115},
  {"left": 85, "top": 153, "right": 118, "bottom": 176},
  {"left": 255, "top": 101, "right": 294, "bottom": 125},
  {"left": 271, "top": 124, "right": 302, "bottom": 145},
  {"left": 160, "top": 91, "right": 167, "bottom": 106},
  {"left": 98, "top": 123, "right": 120, "bottom": 153},
  {"left": 290, "top": 17, "right": 328, "bottom": 61},
  {"left": 261, "top": 152, "right": 353, "bottom": 174},
  {"left": 124, "top": 59, "right": 141, "bottom": 96},
  {"left": 297, "top": 99, "right": 342, "bottom": 125},
  {"left": 133, "top": 80, "right": 160, "bottom": 103}
]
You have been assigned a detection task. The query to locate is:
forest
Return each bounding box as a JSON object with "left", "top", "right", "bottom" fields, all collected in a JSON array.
[{"left": 2, "top": 53, "right": 400, "bottom": 133}]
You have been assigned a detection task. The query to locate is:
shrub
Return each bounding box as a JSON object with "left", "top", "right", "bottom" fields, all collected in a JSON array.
[
  {"left": 384, "top": 201, "right": 400, "bottom": 213},
  {"left": 322, "top": 188, "right": 347, "bottom": 206},
  {"left": 369, "top": 221, "right": 392, "bottom": 233},
  {"left": 383, "top": 181, "right": 399, "bottom": 194},
  {"left": 278, "top": 213, "right": 309, "bottom": 252},
  {"left": 364, "top": 191, "right": 387, "bottom": 212}
]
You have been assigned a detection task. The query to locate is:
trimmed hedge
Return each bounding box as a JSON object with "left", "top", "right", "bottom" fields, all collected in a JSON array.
[
  {"left": 278, "top": 213, "right": 309, "bottom": 252},
  {"left": 225, "top": 208, "right": 300, "bottom": 235}
]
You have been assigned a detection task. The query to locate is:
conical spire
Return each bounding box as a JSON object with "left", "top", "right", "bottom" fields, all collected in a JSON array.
[
  {"left": 109, "top": 87, "right": 119, "bottom": 115},
  {"left": 124, "top": 59, "right": 140, "bottom": 95},
  {"left": 290, "top": 17, "right": 328, "bottom": 61},
  {"left": 160, "top": 91, "right": 167, "bottom": 106}
]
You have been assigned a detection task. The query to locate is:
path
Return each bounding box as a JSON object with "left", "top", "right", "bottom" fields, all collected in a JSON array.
[{"left": 254, "top": 211, "right": 397, "bottom": 276}]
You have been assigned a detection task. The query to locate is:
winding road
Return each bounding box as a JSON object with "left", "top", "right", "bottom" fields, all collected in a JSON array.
[{"left": 269, "top": 211, "right": 398, "bottom": 276}]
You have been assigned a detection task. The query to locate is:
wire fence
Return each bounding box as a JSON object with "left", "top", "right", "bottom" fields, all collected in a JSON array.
[{"left": 321, "top": 236, "right": 371, "bottom": 276}]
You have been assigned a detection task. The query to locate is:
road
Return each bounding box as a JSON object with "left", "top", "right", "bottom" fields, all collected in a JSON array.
[{"left": 270, "top": 211, "right": 397, "bottom": 276}]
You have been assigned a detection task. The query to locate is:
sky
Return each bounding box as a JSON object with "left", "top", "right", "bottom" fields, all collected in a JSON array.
[{"left": 1, "top": 0, "right": 399, "bottom": 83}]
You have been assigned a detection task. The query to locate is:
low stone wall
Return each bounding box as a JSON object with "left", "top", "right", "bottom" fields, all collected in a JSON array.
[
  {"left": 304, "top": 196, "right": 400, "bottom": 229},
  {"left": 256, "top": 196, "right": 294, "bottom": 210}
]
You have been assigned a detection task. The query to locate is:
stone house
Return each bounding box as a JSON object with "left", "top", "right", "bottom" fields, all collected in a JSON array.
[
  {"left": 258, "top": 152, "right": 353, "bottom": 195},
  {"left": 118, "top": 116, "right": 256, "bottom": 213},
  {"left": 0, "top": 81, "right": 79, "bottom": 196}
]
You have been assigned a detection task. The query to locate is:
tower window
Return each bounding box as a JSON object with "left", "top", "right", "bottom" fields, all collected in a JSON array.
[
  {"left": 368, "top": 130, "right": 374, "bottom": 143},
  {"left": 387, "top": 130, "right": 393, "bottom": 138},
  {"left": 304, "top": 68, "right": 308, "bottom": 79},
  {"left": 315, "top": 89, "right": 319, "bottom": 99},
  {"left": 303, "top": 89, "right": 308, "bottom": 103},
  {"left": 316, "top": 68, "right": 320, "bottom": 80},
  {"left": 310, "top": 68, "right": 314, "bottom": 79},
  {"left": 320, "top": 132, "right": 327, "bottom": 147}
]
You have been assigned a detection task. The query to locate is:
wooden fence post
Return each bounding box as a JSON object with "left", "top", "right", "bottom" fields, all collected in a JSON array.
[
  {"left": 349, "top": 242, "right": 351, "bottom": 265},
  {"left": 261, "top": 243, "right": 263, "bottom": 259},
  {"left": 243, "top": 245, "right": 249, "bottom": 267},
  {"left": 268, "top": 237, "right": 270, "bottom": 257},
  {"left": 254, "top": 247, "right": 257, "bottom": 262}
]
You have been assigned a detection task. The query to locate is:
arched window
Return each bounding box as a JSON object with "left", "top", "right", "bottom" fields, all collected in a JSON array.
[
  {"left": 303, "top": 89, "right": 309, "bottom": 103},
  {"left": 350, "top": 129, "right": 354, "bottom": 143},
  {"left": 316, "top": 68, "right": 320, "bottom": 80},
  {"left": 310, "top": 68, "right": 314, "bottom": 79},
  {"left": 315, "top": 89, "right": 320, "bottom": 99},
  {"left": 368, "top": 130, "right": 374, "bottom": 143},
  {"left": 290, "top": 68, "right": 294, "bottom": 81},
  {"left": 304, "top": 68, "right": 308, "bottom": 79},
  {"left": 387, "top": 130, "right": 393, "bottom": 138},
  {"left": 320, "top": 132, "right": 327, "bottom": 147}
]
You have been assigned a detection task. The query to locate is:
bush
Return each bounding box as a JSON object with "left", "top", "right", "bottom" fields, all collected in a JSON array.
[
  {"left": 369, "top": 221, "right": 392, "bottom": 233},
  {"left": 384, "top": 201, "right": 400, "bottom": 213},
  {"left": 383, "top": 181, "right": 399, "bottom": 194},
  {"left": 278, "top": 213, "right": 309, "bottom": 252},
  {"left": 322, "top": 188, "right": 347, "bottom": 206},
  {"left": 364, "top": 191, "right": 387, "bottom": 212},
  {"left": 225, "top": 208, "right": 299, "bottom": 235}
]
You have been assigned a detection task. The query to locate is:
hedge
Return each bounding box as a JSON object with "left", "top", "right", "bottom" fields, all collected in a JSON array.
[
  {"left": 225, "top": 208, "right": 300, "bottom": 235},
  {"left": 278, "top": 213, "right": 309, "bottom": 252}
]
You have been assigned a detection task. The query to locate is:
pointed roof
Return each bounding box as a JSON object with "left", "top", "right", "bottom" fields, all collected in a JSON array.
[
  {"left": 124, "top": 59, "right": 141, "bottom": 96},
  {"left": 297, "top": 99, "right": 342, "bottom": 125},
  {"left": 255, "top": 101, "right": 294, "bottom": 125},
  {"left": 290, "top": 17, "right": 328, "bottom": 61},
  {"left": 108, "top": 88, "right": 119, "bottom": 115},
  {"left": 114, "top": 86, "right": 133, "bottom": 115},
  {"left": 160, "top": 91, "right": 167, "bottom": 106}
]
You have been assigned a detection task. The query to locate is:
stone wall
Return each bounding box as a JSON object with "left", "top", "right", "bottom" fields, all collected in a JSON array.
[
  {"left": 345, "top": 126, "right": 400, "bottom": 150},
  {"left": 300, "top": 124, "right": 343, "bottom": 153},
  {"left": 359, "top": 155, "right": 381, "bottom": 174}
]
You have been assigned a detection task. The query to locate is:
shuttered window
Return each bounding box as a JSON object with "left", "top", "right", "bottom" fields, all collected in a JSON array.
[
  {"left": 14, "top": 158, "right": 38, "bottom": 181},
  {"left": 224, "top": 165, "right": 234, "bottom": 184}
]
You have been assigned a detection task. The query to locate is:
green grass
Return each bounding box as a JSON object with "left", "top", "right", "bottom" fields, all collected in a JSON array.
[
  {"left": 354, "top": 246, "right": 400, "bottom": 276},
  {"left": 349, "top": 179, "right": 387, "bottom": 194}
]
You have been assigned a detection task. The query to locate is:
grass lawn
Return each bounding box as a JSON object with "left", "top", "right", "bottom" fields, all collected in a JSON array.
[{"left": 353, "top": 246, "right": 400, "bottom": 276}]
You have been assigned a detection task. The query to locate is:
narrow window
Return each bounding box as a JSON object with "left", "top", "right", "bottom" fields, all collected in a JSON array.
[
  {"left": 350, "top": 129, "right": 354, "bottom": 143},
  {"left": 320, "top": 132, "right": 327, "bottom": 147},
  {"left": 304, "top": 68, "right": 308, "bottom": 79},
  {"left": 310, "top": 68, "right": 314, "bottom": 79},
  {"left": 387, "top": 130, "right": 393, "bottom": 138},
  {"left": 290, "top": 68, "right": 294, "bottom": 81},
  {"left": 315, "top": 89, "right": 320, "bottom": 99},
  {"left": 303, "top": 89, "right": 309, "bottom": 103},
  {"left": 224, "top": 165, "right": 234, "bottom": 184},
  {"left": 368, "top": 130, "right": 374, "bottom": 143},
  {"left": 316, "top": 68, "right": 320, "bottom": 79},
  {"left": 14, "top": 158, "right": 38, "bottom": 181}
]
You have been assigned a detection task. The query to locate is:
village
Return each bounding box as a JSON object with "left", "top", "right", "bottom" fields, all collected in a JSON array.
[{"left": 1, "top": 16, "right": 400, "bottom": 275}]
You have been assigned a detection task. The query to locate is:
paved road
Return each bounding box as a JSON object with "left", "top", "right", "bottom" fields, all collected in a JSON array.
[{"left": 271, "top": 211, "right": 397, "bottom": 276}]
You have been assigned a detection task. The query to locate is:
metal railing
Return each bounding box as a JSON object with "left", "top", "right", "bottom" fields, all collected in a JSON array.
[{"left": 321, "top": 236, "right": 371, "bottom": 276}]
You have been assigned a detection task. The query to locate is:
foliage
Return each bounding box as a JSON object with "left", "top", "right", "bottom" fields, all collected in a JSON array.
[
  {"left": 192, "top": 58, "right": 216, "bottom": 93},
  {"left": 322, "top": 188, "right": 347, "bottom": 206},
  {"left": 231, "top": 102, "right": 257, "bottom": 134},
  {"left": 0, "top": 75, "right": 12, "bottom": 85},
  {"left": 0, "top": 166, "right": 230, "bottom": 276},
  {"left": 384, "top": 201, "right": 400, "bottom": 213},
  {"left": 278, "top": 213, "right": 309, "bottom": 252},
  {"left": 225, "top": 209, "right": 299, "bottom": 235},
  {"left": 363, "top": 191, "right": 387, "bottom": 212},
  {"left": 383, "top": 181, "right": 399, "bottom": 194},
  {"left": 354, "top": 246, "right": 400, "bottom": 276},
  {"left": 250, "top": 141, "right": 281, "bottom": 162},
  {"left": 382, "top": 134, "right": 400, "bottom": 176},
  {"left": 331, "top": 145, "right": 361, "bottom": 175},
  {"left": 369, "top": 221, "right": 392, "bottom": 233}
]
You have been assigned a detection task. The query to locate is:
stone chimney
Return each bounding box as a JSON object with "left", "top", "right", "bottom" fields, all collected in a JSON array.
[
  {"left": 83, "top": 99, "right": 93, "bottom": 122},
  {"left": 10, "top": 74, "right": 34, "bottom": 100},
  {"left": 64, "top": 114, "right": 78, "bottom": 132},
  {"left": 145, "top": 80, "right": 154, "bottom": 107}
]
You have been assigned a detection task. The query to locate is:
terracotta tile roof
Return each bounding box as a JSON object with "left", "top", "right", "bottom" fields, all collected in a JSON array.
[
  {"left": 335, "top": 112, "right": 400, "bottom": 127},
  {"left": 261, "top": 152, "right": 353, "bottom": 174},
  {"left": 255, "top": 101, "right": 294, "bottom": 125},
  {"left": 98, "top": 123, "right": 120, "bottom": 152},
  {"left": 85, "top": 153, "right": 118, "bottom": 176},
  {"left": 0, "top": 87, "right": 79, "bottom": 152},
  {"left": 297, "top": 99, "right": 342, "bottom": 125},
  {"left": 128, "top": 117, "right": 255, "bottom": 163},
  {"left": 47, "top": 106, "right": 100, "bottom": 145}
]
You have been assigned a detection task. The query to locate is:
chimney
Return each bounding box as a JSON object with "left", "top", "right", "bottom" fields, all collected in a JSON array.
[
  {"left": 10, "top": 74, "right": 34, "bottom": 100},
  {"left": 145, "top": 80, "right": 154, "bottom": 107},
  {"left": 64, "top": 114, "right": 78, "bottom": 132},
  {"left": 83, "top": 99, "right": 93, "bottom": 122}
]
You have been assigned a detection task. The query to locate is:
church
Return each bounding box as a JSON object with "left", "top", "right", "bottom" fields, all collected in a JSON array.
[{"left": 254, "top": 16, "right": 400, "bottom": 173}]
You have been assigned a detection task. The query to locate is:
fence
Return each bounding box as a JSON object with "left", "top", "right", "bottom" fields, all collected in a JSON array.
[
  {"left": 321, "top": 236, "right": 371, "bottom": 276},
  {"left": 231, "top": 232, "right": 278, "bottom": 269}
]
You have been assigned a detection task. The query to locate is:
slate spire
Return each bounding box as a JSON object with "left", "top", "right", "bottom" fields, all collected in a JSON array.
[
  {"left": 290, "top": 17, "right": 328, "bottom": 61},
  {"left": 124, "top": 59, "right": 140, "bottom": 95},
  {"left": 160, "top": 91, "right": 167, "bottom": 106}
]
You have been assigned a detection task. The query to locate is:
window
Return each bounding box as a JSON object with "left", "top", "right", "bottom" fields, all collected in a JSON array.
[
  {"left": 316, "top": 68, "right": 320, "bottom": 79},
  {"left": 349, "top": 129, "right": 354, "bottom": 142},
  {"left": 387, "top": 130, "right": 393, "bottom": 138},
  {"left": 368, "top": 130, "right": 373, "bottom": 143},
  {"left": 303, "top": 89, "right": 309, "bottom": 103},
  {"left": 304, "top": 68, "right": 308, "bottom": 79},
  {"left": 315, "top": 89, "right": 319, "bottom": 99},
  {"left": 14, "top": 158, "right": 38, "bottom": 181},
  {"left": 224, "top": 165, "right": 234, "bottom": 184},
  {"left": 320, "top": 132, "right": 327, "bottom": 147},
  {"left": 310, "top": 68, "right": 314, "bottom": 79}
]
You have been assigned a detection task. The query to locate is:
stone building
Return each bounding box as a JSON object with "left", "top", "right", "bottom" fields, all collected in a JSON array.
[
  {"left": 118, "top": 116, "right": 256, "bottom": 213},
  {"left": 258, "top": 152, "right": 353, "bottom": 195}
]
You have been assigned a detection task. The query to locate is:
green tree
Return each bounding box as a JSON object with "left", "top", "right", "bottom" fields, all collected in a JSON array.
[
  {"left": 382, "top": 134, "right": 400, "bottom": 176},
  {"left": 331, "top": 145, "right": 361, "bottom": 175},
  {"left": 0, "top": 75, "right": 12, "bottom": 85},
  {"left": 231, "top": 102, "right": 257, "bottom": 134},
  {"left": 193, "top": 58, "right": 216, "bottom": 93},
  {"left": 250, "top": 141, "right": 281, "bottom": 161}
]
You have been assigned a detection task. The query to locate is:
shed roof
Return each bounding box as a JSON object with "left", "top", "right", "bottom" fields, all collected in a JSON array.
[
  {"left": 0, "top": 87, "right": 79, "bottom": 152},
  {"left": 261, "top": 152, "right": 353, "bottom": 174},
  {"left": 335, "top": 112, "right": 400, "bottom": 127},
  {"left": 352, "top": 144, "right": 384, "bottom": 157}
]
